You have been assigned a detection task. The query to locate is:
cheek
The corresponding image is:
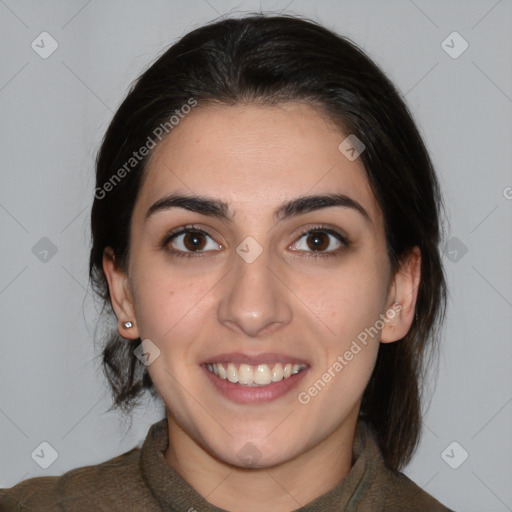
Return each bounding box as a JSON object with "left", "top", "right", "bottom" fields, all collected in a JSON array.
[
  {"left": 293, "top": 257, "right": 390, "bottom": 340},
  {"left": 130, "top": 266, "right": 184, "bottom": 342},
  {"left": 296, "top": 276, "right": 384, "bottom": 427},
  {"left": 293, "top": 255, "right": 389, "bottom": 406},
  {"left": 130, "top": 250, "right": 193, "bottom": 323}
]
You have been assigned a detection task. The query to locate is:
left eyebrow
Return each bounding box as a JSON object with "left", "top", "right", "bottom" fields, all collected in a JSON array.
[
  {"left": 145, "top": 193, "right": 372, "bottom": 225},
  {"left": 275, "top": 193, "right": 372, "bottom": 225}
]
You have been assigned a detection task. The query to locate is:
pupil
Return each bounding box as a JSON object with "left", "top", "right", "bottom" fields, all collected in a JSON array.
[{"left": 184, "top": 232, "right": 205, "bottom": 251}]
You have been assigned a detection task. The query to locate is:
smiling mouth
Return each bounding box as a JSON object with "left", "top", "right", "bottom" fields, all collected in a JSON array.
[{"left": 204, "top": 362, "right": 308, "bottom": 387}]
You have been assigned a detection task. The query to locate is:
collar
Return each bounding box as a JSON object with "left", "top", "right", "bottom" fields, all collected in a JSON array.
[{"left": 140, "top": 416, "right": 385, "bottom": 511}]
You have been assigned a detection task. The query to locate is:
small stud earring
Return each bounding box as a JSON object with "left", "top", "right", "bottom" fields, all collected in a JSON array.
[{"left": 123, "top": 321, "right": 133, "bottom": 329}]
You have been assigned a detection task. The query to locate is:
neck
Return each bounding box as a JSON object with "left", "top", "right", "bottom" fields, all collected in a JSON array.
[{"left": 163, "top": 410, "right": 359, "bottom": 512}]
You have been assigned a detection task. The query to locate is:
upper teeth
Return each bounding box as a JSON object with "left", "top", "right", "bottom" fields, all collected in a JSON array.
[{"left": 206, "top": 362, "right": 307, "bottom": 387}]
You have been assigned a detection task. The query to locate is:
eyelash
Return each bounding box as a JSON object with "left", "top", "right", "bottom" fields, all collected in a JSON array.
[
  {"left": 294, "top": 225, "right": 349, "bottom": 258},
  {"left": 161, "top": 224, "right": 350, "bottom": 259},
  {"left": 161, "top": 224, "right": 219, "bottom": 259}
]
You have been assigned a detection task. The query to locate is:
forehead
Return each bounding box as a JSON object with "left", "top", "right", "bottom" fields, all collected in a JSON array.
[{"left": 136, "top": 102, "right": 382, "bottom": 224}]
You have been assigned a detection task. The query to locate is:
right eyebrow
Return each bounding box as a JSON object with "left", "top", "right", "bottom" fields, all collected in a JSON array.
[{"left": 145, "top": 194, "right": 231, "bottom": 223}]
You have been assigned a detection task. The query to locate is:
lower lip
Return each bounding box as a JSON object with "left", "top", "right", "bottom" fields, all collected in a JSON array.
[{"left": 202, "top": 365, "right": 309, "bottom": 404}]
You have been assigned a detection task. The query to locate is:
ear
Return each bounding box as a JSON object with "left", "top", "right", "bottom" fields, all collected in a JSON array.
[
  {"left": 102, "top": 247, "right": 140, "bottom": 340},
  {"left": 380, "top": 246, "right": 421, "bottom": 343}
]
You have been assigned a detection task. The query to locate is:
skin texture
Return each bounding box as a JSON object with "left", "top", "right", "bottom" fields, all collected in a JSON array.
[{"left": 103, "top": 102, "right": 421, "bottom": 512}]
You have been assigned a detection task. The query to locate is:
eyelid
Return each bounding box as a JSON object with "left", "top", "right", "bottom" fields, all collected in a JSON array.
[
  {"left": 164, "top": 224, "right": 215, "bottom": 240},
  {"left": 288, "top": 224, "right": 349, "bottom": 257},
  {"left": 294, "top": 224, "right": 349, "bottom": 244},
  {"left": 161, "top": 224, "right": 222, "bottom": 257}
]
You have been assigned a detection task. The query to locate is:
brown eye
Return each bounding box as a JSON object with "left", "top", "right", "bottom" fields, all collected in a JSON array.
[
  {"left": 305, "top": 232, "right": 330, "bottom": 251},
  {"left": 183, "top": 231, "right": 207, "bottom": 251},
  {"left": 289, "top": 227, "right": 347, "bottom": 256},
  {"left": 166, "top": 228, "right": 221, "bottom": 255}
]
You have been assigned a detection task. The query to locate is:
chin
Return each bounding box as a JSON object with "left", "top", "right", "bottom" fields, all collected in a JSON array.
[{"left": 209, "top": 435, "right": 304, "bottom": 470}]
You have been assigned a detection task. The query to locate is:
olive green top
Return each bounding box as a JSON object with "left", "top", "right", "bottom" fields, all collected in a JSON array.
[{"left": 0, "top": 417, "right": 454, "bottom": 511}]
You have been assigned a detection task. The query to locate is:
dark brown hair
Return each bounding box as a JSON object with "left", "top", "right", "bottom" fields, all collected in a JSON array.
[{"left": 89, "top": 13, "right": 446, "bottom": 471}]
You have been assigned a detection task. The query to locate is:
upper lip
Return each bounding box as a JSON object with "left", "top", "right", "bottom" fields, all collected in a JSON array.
[{"left": 201, "top": 352, "right": 310, "bottom": 366}]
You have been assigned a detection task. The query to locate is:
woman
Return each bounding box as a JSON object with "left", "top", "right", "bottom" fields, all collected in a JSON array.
[{"left": 0, "top": 13, "right": 453, "bottom": 511}]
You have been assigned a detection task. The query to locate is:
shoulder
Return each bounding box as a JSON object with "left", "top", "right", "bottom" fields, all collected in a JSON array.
[
  {"left": 381, "top": 469, "right": 455, "bottom": 511},
  {"left": 353, "top": 418, "right": 455, "bottom": 511},
  {"left": 0, "top": 447, "right": 156, "bottom": 511}
]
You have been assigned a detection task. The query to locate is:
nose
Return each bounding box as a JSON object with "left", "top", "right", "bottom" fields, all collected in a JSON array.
[{"left": 217, "top": 247, "right": 293, "bottom": 338}]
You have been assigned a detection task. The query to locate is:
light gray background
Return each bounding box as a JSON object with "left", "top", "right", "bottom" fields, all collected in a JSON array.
[{"left": 1, "top": 1, "right": 511, "bottom": 511}]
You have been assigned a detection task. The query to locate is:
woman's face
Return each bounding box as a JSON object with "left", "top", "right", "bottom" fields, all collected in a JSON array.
[{"left": 107, "top": 102, "right": 418, "bottom": 469}]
